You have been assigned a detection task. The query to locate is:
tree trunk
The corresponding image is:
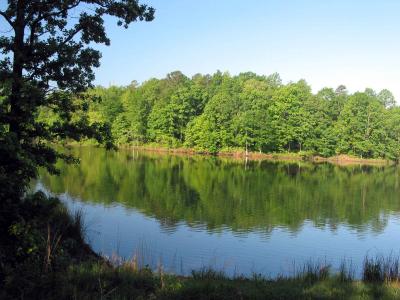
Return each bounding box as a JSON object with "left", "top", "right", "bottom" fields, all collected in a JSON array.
[{"left": 10, "top": 0, "right": 26, "bottom": 136}]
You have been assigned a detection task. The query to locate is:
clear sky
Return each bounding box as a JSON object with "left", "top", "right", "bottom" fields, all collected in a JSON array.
[
  {"left": 1, "top": 1, "right": 398, "bottom": 99},
  {"left": 94, "top": 0, "right": 400, "bottom": 100}
]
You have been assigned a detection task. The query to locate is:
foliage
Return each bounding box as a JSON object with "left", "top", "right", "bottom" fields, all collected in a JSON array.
[
  {"left": 0, "top": 0, "right": 155, "bottom": 200},
  {"left": 335, "top": 93, "right": 387, "bottom": 158},
  {"left": 0, "top": 192, "right": 98, "bottom": 299},
  {"left": 0, "top": 1, "right": 154, "bottom": 298},
  {"left": 74, "top": 71, "right": 400, "bottom": 160}
]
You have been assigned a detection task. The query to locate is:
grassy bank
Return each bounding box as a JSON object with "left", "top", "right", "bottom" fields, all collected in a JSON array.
[
  {"left": 0, "top": 192, "right": 99, "bottom": 300},
  {"left": 41, "top": 262, "right": 400, "bottom": 299},
  {"left": 11, "top": 255, "right": 400, "bottom": 299},
  {"left": 2, "top": 192, "right": 400, "bottom": 299}
]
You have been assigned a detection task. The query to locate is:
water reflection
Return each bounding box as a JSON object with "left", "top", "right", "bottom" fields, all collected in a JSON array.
[{"left": 39, "top": 147, "right": 400, "bottom": 235}]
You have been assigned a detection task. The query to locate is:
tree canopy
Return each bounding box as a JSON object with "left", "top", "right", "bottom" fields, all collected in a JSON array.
[
  {"left": 0, "top": 1, "right": 154, "bottom": 280},
  {"left": 73, "top": 71, "right": 400, "bottom": 160},
  {"left": 0, "top": 0, "right": 155, "bottom": 200}
]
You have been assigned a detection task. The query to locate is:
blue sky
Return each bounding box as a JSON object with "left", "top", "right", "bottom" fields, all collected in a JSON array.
[
  {"left": 94, "top": 0, "right": 400, "bottom": 100},
  {"left": 1, "top": 1, "right": 399, "bottom": 99}
]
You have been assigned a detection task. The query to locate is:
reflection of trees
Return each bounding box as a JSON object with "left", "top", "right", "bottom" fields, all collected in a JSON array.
[{"left": 39, "top": 147, "right": 400, "bottom": 234}]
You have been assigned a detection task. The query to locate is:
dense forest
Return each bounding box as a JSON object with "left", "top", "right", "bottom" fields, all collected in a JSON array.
[{"left": 41, "top": 71, "right": 400, "bottom": 159}]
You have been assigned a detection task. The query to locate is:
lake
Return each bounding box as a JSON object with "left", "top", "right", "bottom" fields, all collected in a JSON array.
[{"left": 37, "top": 146, "right": 400, "bottom": 277}]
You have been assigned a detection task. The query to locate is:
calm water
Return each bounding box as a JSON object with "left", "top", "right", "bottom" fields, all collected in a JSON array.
[{"left": 37, "top": 147, "right": 400, "bottom": 277}]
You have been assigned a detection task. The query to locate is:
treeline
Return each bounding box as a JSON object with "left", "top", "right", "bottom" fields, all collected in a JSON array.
[{"left": 51, "top": 71, "right": 400, "bottom": 159}]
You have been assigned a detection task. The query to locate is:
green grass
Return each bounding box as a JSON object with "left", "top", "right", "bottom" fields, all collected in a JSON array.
[
  {"left": 9, "top": 254, "right": 398, "bottom": 299},
  {"left": 48, "top": 261, "right": 400, "bottom": 300}
]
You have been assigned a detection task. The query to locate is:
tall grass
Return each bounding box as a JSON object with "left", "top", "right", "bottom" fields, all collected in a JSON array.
[
  {"left": 338, "top": 259, "right": 355, "bottom": 282},
  {"left": 191, "top": 267, "right": 227, "bottom": 280},
  {"left": 71, "top": 208, "right": 86, "bottom": 243},
  {"left": 296, "top": 260, "right": 331, "bottom": 284},
  {"left": 363, "top": 254, "right": 400, "bottom": 283},
  {"left": 100, "top": 248, "right": 400, "bottom": 285}
]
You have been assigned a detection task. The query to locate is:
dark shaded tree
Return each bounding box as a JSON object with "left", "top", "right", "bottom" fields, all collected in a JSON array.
[
  {"left": 0, "top": 0, "right": 154, "bottom": 281},
  {"left": 0, "top": 0, "right": 154, "bottom": 199}
]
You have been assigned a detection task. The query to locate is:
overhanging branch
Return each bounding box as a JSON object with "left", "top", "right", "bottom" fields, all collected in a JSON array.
[{"left": 0, "top": 11, "right": 14, "bottom": 30}]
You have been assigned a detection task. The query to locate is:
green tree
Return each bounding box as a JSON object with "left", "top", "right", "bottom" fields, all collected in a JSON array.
[
  {"left": 147, "top": 85, "right": 205, "bottom": 145},
  {"left": 185, "top": 73, "right": 240, "bottom": 152},
  {"left": 39, "top": 69, "right": 399, "bottom": 161},
  {"left": 384, "top": 107, "right": 400, "bottom": 160},
  {"left": 0, "top": 0, "right": 154, "bottom": 278},
  {"left": 304, "top": 88, "right": 341, "bottom": 157},
  {"left": 120, "top": 87, "right": 151, "bottom": 144},
  {"left": 378, "top": 89, "right": 396, "bottom": 108},
  {"left": 267, "top": 80, "right": 313, "bottom": 152},
  {"left": 93, "top": 86, "right": 125, "bottom": 124},
  {"left": 335, "top": 92, "right": 386, "bottom": 158},
  {"left": 111, "top": 113, "right": 131, "bottom": 144},
  {"left": 231, "top": 77, "right": 275, "bottom": 152},
  {"left": 0, "top": 0, "right": 154, "bottom": 199}
]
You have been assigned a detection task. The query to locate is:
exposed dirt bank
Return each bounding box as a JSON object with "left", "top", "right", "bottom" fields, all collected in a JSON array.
[{"left": 117, "top": 145, "right": 393, "bottom": 166}]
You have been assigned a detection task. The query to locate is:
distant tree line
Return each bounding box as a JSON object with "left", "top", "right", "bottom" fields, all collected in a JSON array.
[{"left": 41, "top": 71, "right": 400, "bottom": 159}]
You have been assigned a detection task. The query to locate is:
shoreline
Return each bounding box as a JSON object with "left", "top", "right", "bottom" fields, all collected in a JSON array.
[
  {"left": 67, "top": 142, "right": 393, "bottom": 166},
  {"left": 113, "top": 144, "right": 393, "bottom": 166}
]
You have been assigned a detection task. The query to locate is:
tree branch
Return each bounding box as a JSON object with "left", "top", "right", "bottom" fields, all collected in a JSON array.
[
  {"left": 25, "top": 1, "right": 82, "bottom": 26},
  {"left": 28, "top": 26, "right": 83, "bottom": 79},
  {"left": 57, "top": 26, "right": 83, "bottom": 51},
  {"left": 0, "top": 11, "right": 14, "bottom": 29}
]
